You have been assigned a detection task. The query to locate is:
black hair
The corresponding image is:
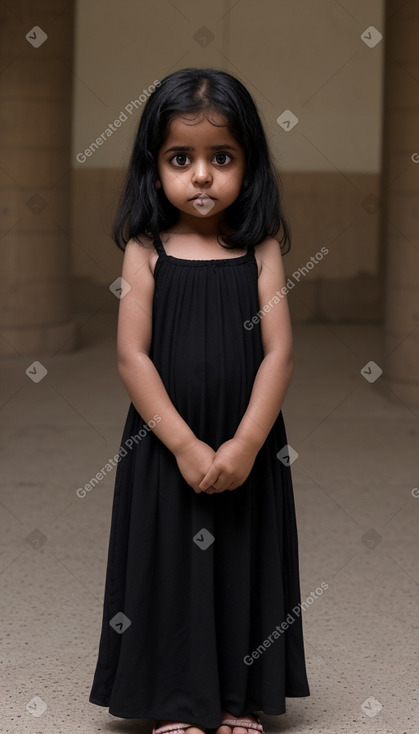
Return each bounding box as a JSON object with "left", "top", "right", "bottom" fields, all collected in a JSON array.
[{"left": 112, "top": 67, "right": 291, "bottom": 254}]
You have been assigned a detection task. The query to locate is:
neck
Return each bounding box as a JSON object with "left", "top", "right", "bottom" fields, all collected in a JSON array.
[{"left": 175, "top": 212, "right": 228, "bottom": 237}]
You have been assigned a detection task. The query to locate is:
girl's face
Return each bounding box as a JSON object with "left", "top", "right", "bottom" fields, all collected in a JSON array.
[{"left": 156, "top": 110, "right": 246, "bottom": 226}]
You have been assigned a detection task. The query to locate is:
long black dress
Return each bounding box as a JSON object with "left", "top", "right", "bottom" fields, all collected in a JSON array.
[{"left": 89, "top": 235, "right": 310, "bottom": 726}]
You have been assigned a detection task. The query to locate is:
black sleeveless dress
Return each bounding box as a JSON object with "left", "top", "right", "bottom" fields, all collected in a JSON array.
[{"left": 89, "top": 235, "right": 310, "bottom": 726}]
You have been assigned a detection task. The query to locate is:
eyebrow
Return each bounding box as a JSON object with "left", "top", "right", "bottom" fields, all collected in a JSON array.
[{"left": 163, "top": 144, "right": 237, "bottom": 154}]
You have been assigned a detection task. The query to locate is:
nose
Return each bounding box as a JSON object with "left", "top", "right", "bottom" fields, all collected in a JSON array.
[{"left": 192, "top": 159, "right": 212, "bottom": 184}]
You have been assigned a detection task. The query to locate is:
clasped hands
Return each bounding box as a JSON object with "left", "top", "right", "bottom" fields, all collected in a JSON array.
[{"left": 174, "top": 435, "right": 258, "bottom": 494}]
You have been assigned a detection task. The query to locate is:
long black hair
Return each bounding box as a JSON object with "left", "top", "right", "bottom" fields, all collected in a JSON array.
[{"left": 112, "top": 67, "right": 291, "bottom": 254}]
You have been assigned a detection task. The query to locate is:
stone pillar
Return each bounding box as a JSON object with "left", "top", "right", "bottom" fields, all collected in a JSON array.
[
  {"left": 0, "top": 1, "right": 76, "bottom": 355},
  {"left": 380, "top": 1, "right": 419, "bottom": 406}
]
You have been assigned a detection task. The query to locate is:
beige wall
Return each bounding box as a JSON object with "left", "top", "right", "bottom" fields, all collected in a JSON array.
[{"left": 72, "top": 0, "right": 384, "bottom": 321}]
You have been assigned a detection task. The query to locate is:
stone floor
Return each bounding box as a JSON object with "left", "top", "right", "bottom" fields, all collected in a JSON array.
[{"left": 0, "top": 309, "right": 418, "bottom": 734}]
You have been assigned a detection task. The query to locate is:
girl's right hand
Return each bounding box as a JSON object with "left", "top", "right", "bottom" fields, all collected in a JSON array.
[{"left": 174, "top": 438, "right": 217, "bottom": 494}]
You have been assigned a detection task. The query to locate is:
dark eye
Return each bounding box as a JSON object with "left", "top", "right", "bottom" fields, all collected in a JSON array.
[
  {"left": 171, "top": 153, "right": 189, "bottom": 166},
  {"left": 214, "top": 152, "right": 232, "bottom": 165}
]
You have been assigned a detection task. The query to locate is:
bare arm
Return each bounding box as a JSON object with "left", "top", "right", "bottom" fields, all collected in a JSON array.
[
  {"left": 116, "top": 238, "right": 197, "bottom": 455},
  {"left": 234, "top": 236, "right": 294, "bottom": 452}
]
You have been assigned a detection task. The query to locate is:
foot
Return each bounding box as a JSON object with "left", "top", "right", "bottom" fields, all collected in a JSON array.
[
  {"left": 156, "top": 721, "right": 206, "bottom": 734},
  {"left": 216, "top": 711, "right": 260, "bottom": 734}
]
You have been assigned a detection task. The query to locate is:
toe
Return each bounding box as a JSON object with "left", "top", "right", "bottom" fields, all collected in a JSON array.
[{"left": 217, "top": 725, "right": 252, "bottom": 734}]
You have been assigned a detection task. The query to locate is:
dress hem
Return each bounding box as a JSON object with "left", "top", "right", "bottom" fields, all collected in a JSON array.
[{"left": 88, "top": 695, "right": 311, "bottom": 723}]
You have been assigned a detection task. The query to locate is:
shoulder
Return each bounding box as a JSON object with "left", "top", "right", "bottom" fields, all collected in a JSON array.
[
  {"left": 123, "top": 234, "right": 157, "bottom": 276},
  {"left": 254, "top": 237, "right": 285, "bottom": 278},
  {"left": 255, "top": 236, "right": 283, "bottom": 258}
]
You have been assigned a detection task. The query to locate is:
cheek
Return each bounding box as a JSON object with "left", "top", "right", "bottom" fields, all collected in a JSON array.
[
  {"left": 164, "top": 168, "right": 183, "bottom": 183},
  {"left": 225, "top": 173, "right": 244, "bottom": 194},
  {"left": 161, "top": 170, "right": 184, "bottom": 193},
  {"left": 161, "top": 173, "right": 187, "bottom": 206},
  {"left": 168, "top": 177, "right": 189, "bottom": 198}
]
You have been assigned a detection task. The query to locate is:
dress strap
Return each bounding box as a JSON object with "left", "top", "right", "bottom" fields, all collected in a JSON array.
[{"left": 152, "top": 234, "right": 166, "bottom": 258}]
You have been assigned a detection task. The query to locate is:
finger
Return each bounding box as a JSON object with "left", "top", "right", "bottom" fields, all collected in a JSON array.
[
  {"left": 198, "top": 470, "right": 213, "bottom": 490},
  {"left": 199, "top": 465, "right": 220, "bottom": 490},
  {"left": 213, "top": 477, "right": 230, "bottom": 493}
]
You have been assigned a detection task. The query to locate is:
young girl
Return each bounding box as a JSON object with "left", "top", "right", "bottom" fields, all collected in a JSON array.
[{"left": 89, "top": 67, "right": 310, "bottom": 734}]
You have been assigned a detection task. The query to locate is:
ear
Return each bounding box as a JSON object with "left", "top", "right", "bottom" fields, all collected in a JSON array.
[{"left": 155, "top": 180, "right": 162, "bottom": 189}]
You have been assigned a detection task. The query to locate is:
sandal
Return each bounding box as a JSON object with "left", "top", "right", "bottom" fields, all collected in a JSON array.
[
  {"left": 219, "top": 715, "right": 264, "bottom": 734},
  {"left": 153, "top": 724, "right": 205, "bottom": 734}
]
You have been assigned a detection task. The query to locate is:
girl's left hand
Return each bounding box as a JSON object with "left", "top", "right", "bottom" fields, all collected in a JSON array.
[{"left": 198, "top": 437, "right": 258, "bottom": 493}]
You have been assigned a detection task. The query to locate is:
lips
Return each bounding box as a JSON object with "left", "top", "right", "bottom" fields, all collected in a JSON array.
[{"left": 191, "top": 193, "right": 216, "bottom": 215}]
